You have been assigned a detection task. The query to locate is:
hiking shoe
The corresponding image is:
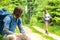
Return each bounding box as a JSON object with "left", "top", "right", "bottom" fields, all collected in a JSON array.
[{"left": 45, "top": 30, "right": 48, "bottom": 34}]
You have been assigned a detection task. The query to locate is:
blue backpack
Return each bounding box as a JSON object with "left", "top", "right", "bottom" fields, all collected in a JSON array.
[{"left": 0, "top": 8, "right": 10, "bottom": 35}]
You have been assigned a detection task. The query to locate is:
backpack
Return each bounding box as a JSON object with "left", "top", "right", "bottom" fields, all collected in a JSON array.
[{"left": 0, "top": 8, "right": 10, "bottom": 35}]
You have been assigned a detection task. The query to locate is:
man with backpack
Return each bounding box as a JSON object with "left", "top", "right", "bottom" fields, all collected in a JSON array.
[{"left": 0, "top": 6, "right": 29, "bottom": 40}]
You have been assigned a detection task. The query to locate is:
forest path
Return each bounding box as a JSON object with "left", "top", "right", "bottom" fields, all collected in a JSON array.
[
  {"left": 23, "top": 26, "right": 47, "bottom": 40},
  {"left": 33, "top": 26, "right": 60, "bottom": 40}
]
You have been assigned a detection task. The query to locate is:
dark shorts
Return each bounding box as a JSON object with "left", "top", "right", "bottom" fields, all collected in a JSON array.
[{"left": 45, "top": 20, "right": 49, "bottom": 24}]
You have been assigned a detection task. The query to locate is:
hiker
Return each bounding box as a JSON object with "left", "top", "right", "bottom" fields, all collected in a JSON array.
[
  {"left": 43, "top": 9, "right": 51, "bottom": 34},
  {"left": 1, "top": 6, "right": 29, "bottom": 40}
]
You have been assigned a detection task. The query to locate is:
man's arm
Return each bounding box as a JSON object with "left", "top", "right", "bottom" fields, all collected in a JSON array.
[
  {"left": 17, "top": 18, "right": 25, "bottom": 34},
  {"left": 17, "top": 18, "right": 30, "bottom": 40},
  {"left": 3, "top": 16, "right": 13, "bottom": 35}
]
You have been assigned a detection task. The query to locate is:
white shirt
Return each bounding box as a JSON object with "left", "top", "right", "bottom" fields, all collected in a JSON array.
[{"left": 44, "top": 13, "right": 51, "bottom": 20}]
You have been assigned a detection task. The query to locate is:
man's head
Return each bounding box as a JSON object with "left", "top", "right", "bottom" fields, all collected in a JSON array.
[{"left": 13, "top": 6, "right": 23, "bottom": 18}]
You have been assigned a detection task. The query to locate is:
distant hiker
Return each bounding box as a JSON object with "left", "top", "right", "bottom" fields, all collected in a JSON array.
[
  {"left": 43, "top": 9, "right": 51, "bottom": 34},
  {"left": 0, "top": 6, "right": 29, "bottom": 40}
]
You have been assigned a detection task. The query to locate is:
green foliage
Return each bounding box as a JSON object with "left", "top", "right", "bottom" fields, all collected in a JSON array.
[
  {"left": 0, "top": 0, "right": 26, "bottom": 13},
  {"left": 44, "top": 0, "right": 60, "bottom": 25},
  {"left": 28, "top": 0, "right": 60, "bottom": 25},
  {"left": 0, "top": 0, "right": 60, "bottom": 36},
  {"left": 0, "top": 35, "right": 3, "bottom": 40},
  {"left": 0, "top": 0, "right": 60, "bottom": 25},
  {"left": 30, "top": 15, "right": 37, "bottom": 25}
]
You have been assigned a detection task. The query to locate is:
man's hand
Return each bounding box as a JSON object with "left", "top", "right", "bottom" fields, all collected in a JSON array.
[
  {"left": 14, "top": 33, "right": 31, "bottom": 40},
  {"left": 14, "top": 33, "right": 23, "bottom": 38},
  {"left": 23, "top": 34, "right": 31, "bottom": 40}
]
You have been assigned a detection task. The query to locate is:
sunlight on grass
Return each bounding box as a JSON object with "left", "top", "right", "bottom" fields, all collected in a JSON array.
[
  {"left": 26, "top": 25, "right": 55, "bottom": 40},
  {"left": 36, "top": 23, "right": 60, "bottom": 36}
]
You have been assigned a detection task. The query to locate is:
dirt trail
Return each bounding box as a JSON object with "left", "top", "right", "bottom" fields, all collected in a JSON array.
[
  {"left": 33, "top": 26, "right": 60, "bottom": 40},
  {"left": 23, "top": 26, "right": 46, "bottom": 40}
]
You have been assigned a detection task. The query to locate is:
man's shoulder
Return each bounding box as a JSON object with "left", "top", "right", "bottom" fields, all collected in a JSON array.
[
  {"left": 18, "top": 18, "right": 22, "bottom": 20},
  {"left": 3, "top": 15, "right": 11, "bottom": 22},
  {"left": 17, "top": 18, "right": 22, "bottom": 24},
  {"left": 4, "top": 14, "right": 13, "bottom": 20}
]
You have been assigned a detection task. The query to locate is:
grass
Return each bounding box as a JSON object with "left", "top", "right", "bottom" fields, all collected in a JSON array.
[
  {"left": 25, "top": 24, "right": 55, "bottom": 40},
  {"left": 0, "top": 35, "right": 3, "bottom": 40},
  {"left": 14, "top": 27, "right": 20, "bottom": 33},
  {"left": 36, "top": 23, "right": 60, "bottom": 36},
  {"left": 49, "top": 25, "right": 60, "bottom": 36}
]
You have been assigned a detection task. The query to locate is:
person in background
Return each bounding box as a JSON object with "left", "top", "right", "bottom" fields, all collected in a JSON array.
[
  {"left": 3, "top": 6, "right": 29, "bottom": 40},
  {"left": 43, "top": 9, "right": 51, "bottom": 34}
]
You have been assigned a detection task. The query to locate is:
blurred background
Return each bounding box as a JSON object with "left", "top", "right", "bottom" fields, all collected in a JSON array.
[{"left": 0, "top": 0, "right": 60, "bottom": 40}]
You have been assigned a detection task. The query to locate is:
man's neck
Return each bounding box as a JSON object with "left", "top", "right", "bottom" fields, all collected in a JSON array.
[{"left": 13, "top": 15, "right": 17, "bottom": 20}]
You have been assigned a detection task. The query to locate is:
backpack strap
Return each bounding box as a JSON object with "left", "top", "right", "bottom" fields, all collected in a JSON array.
[{"left": 8, "top": 15, "right": 12, "bottom": 24}]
